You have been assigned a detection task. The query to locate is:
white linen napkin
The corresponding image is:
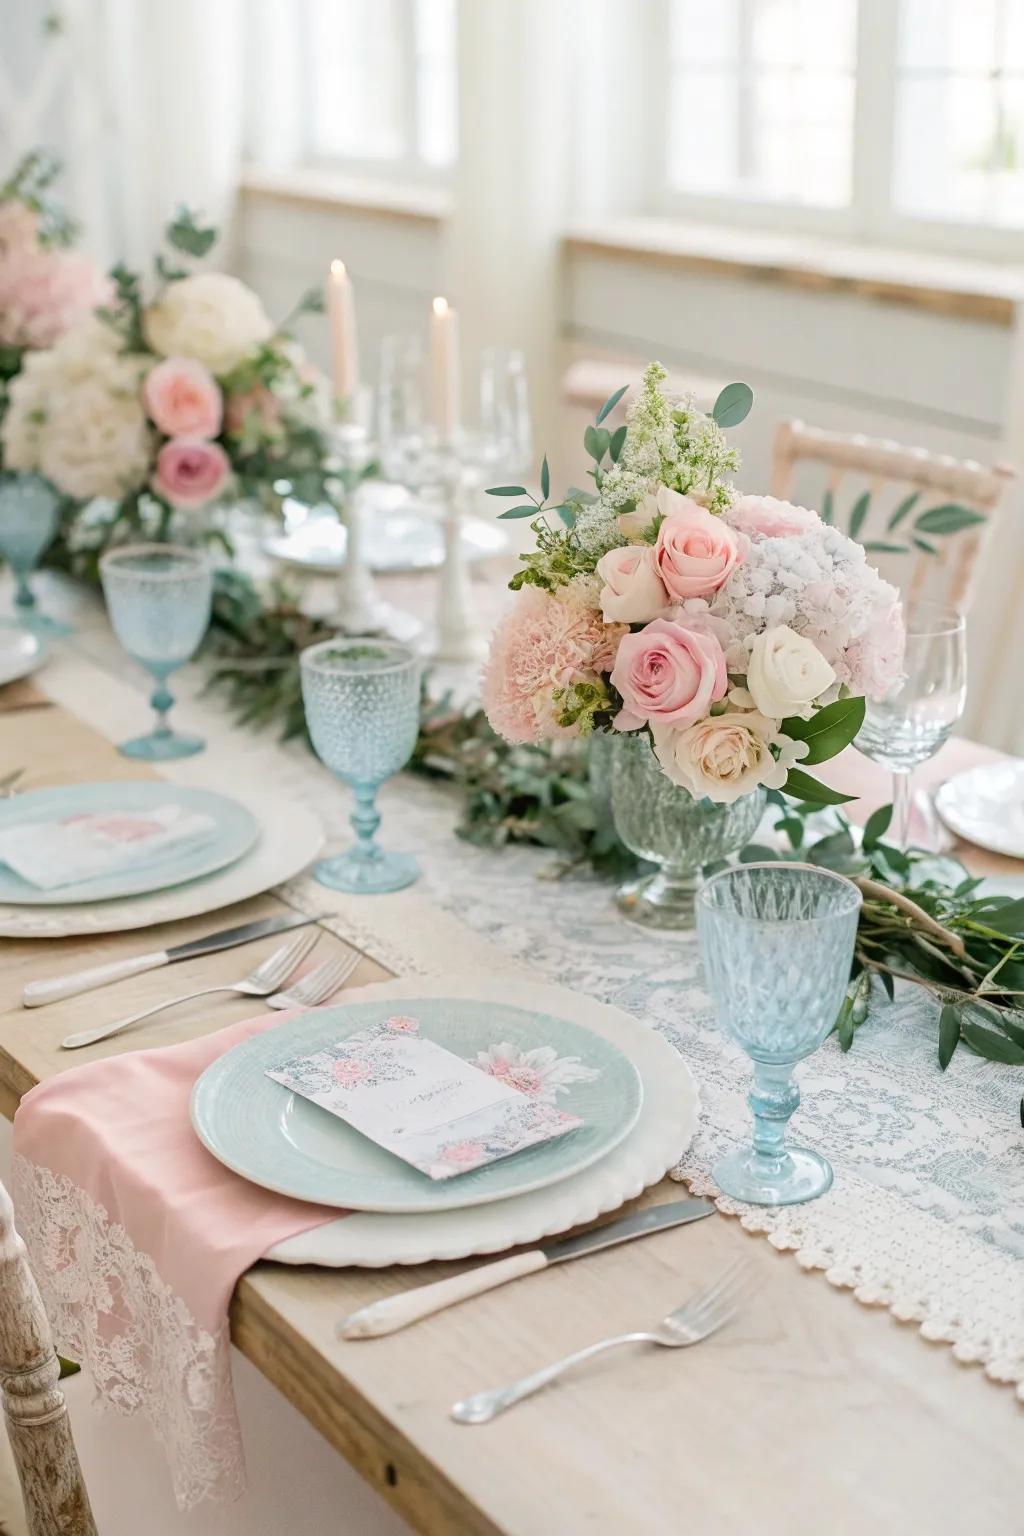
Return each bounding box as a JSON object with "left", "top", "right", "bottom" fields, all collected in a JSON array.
[{"left": 0, "top": 805, "right": 217, "bottom": 889}]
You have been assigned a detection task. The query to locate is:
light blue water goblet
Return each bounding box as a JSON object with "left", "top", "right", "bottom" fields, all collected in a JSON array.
[
  {"left": 300, "top": 637, "right": 423, "bottom": 894},
  {"left": 0, "top": 472, "right": 70, "bottom": 635},
  {"left": 99, "top": 543, "right": 213, "bottom": 760},
  {"left": 696, "top": 863, "right": 861, "bottom": 1207}
]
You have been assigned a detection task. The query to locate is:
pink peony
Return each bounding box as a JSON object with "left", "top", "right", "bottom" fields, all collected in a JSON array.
[
  {"left": 596, "top": 544, "right": 671, "bottom": 624},
  {"left": 610, "top": 617, "right": 728, "bottom": 732},
  {"left": 152, "top": 436, "right": 230, "bottom": 509},
  {"left": 143, "top": 357, "right": 223, "bottom": 439},
  {"left": 655, "top": 495, "right": 742, "bottom": 601},
  {"left": 727, "top": 495, "right": 821, "bottom": 539},
  {"left": 482, "top": 585, "right": 626, "bottom": 745},
  {"left": 0, "top": 245, "right": 111, "bottom": 349}
]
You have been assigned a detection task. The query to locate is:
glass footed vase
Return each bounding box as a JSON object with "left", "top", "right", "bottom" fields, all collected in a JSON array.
[{"left": 610, "top": 732, "right": 765, "bottom": 930}]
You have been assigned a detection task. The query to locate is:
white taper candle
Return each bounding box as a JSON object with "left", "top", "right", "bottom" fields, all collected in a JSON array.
[
  {"left": 327, "top": 259, "right": 359, "bottom": 405},
  {"left": 430, "top": 295, "right": 460, "bottom": 441}
]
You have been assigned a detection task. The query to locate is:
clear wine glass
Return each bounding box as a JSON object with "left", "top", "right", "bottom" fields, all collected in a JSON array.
[
  {"left": 476, "top": 347, "right": 532, "bottom": 478},
  {"left": 855, "top": 600, "right": 967, "bottom": 848},
  {"left": 100, "top": 544, "right": 213, "bottom": 760},
  {"left": 697, "top": 863, "right": 861, "bottom": 1206},
  {"left": 377, "top": 336, "right": 429, "bottom": 485}
]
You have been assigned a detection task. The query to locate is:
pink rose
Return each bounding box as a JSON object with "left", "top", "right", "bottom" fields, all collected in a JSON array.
[
  {"left": 595, "top": 544, "right": 671, "bottom": 624},
  {"left": 153, "top": 436, "right": 230, "bottom": 509},
  {"left": 654, "top": 493, "right": 741, "bottom": 601},
  {"left": 727, "top": 495, "right": 821, "bottom": 540},
  {"left": 143, "top": 357, "right": 223, "bottom": 439},
  {"left": 610, "top": 617, "right": 728, "bottom": 732}
]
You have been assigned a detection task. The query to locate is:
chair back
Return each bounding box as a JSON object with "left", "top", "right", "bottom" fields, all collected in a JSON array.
[
  {"left": 0, "top": 1182, "right": 96, "bottom": 1535},
  {"left": 770, "top": 418, "right": 1015, "bottom": 612}
]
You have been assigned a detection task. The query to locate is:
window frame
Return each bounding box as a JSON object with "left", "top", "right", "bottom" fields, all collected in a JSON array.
[{"left": 652, "top": 0, "right": 1024, "bottom": 260}]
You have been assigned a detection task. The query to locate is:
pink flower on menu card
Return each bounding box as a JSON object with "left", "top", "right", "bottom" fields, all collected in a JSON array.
[
  {"left": 143, "top": 357, "right": 223, "bottom": 439},
  {"left": 441, "top": 1140, "right": 486, "bottom": 1166},
  {"left": 384, "top": 1015, "right": 419, "bottom": 1033},
  {"left": 153, "top": 436, "right": 230, "bottom": 509},
  {"left": 332, "top": 1058, "right": 371, "bottom": 1088}
]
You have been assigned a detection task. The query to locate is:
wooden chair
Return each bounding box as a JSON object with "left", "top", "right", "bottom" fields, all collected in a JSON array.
[
  {"left": 0, "top": 1183, "right": 96, "bottom": 1536},
  {"left": 770, "top": 418, "right": 1015, "bottom": 612}
]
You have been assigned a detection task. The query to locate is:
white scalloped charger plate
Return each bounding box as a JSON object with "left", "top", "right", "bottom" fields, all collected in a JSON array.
[
  {"left": 0, "top": 791, "right": 323, "bottom": 937},
  {"left": 265, "top": 976, "right": 698, "bottom": 1267},
  {"left": 935, "top": 761, "right": 1024, "bottom": 859}
]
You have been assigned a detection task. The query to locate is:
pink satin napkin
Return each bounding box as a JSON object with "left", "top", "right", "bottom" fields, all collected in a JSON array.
[{"left": 12, "top": 1011, "right": 342, "bottom": 1510}]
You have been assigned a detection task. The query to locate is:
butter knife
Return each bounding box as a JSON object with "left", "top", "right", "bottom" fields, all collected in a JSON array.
[
  {"left": 22, "top": 911, "right": 327, "bottom": 1008},
  {"left": 338, "top": 1197, "right": 716, "bottom": 1339}
]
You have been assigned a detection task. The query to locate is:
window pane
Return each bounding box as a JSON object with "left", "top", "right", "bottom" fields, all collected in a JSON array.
[
  {"left": 667, "top": 0, "right": 856, "bottom": 207},
  {"left": 414, "top": 0, "right": 457, "bottom": 166},
  {"left": 894, "top": 0, "right": 1024, "bottom": 225},
  {"left": 308, "top": 0, "right": 406, "bottom": 161}
]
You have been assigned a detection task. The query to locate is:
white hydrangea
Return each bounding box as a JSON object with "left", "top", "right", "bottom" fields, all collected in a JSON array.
[{"left": 143, "top": 273, "right": 272, "bottom": 375}]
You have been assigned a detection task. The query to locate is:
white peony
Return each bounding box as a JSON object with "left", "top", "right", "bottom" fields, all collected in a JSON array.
[
  {"left": 143, "top": 273, "right": 272, "bottom": 375},
  {"left": 746, "top": 624, "right": 836, "bottom": 721},
  {"left": 2, "top": 319, "right": 152, "bottom": 500},
  {"left": 653, "top": 711, "right": 789, "bottom": 804}
]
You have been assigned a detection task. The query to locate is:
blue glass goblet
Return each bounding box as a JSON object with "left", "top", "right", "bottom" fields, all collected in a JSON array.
[
  {"left": 99, "top": 543, "right": 213, "bottom": 760},
  {"left": 0, "top": 473, "right": 70, "bottom": 635},
  {"left": 696, "top": 863, "right": 861, "bottom": 1206},
  {"left": 300, "top": 637, "right": 423, "bottom": 894}
]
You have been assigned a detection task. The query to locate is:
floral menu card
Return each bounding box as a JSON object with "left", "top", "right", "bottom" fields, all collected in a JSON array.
[{"left": 265, "top": 1016, "right": 583, "bottom": 1180}]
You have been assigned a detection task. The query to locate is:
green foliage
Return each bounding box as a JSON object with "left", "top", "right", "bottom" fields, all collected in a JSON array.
[
  {"left": 781, "top": 767, "right": 857, "bottom": 805},
  {"left": 167, "top": 206, "right": 217, "bottom": 259},
  {"left": 829, "top": 487, "right": 987, "bottom": 556},
  {"left": 711, "top": 382, "right": 753, "bottom": 429},
  {"left": 781, "top": 696, "right": 865, "bottom": 765},
  {"left": 595, "top": 384, "right": 628, "bottom": 424},
  {"left": 1, "top": 147, "right": 77, "bottom": 246}
]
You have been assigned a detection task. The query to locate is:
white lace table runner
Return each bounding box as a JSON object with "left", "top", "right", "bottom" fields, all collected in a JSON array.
[{"left": 16, "top": 609, "right": 1024, "bottom": 1509}]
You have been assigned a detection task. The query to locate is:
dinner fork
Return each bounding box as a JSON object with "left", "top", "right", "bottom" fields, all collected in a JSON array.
[
  {"left": 266, "top": 949, "right": 362, "bottom": 1010},
  {"left": 450, "top": 1260, "right": 747, "bottom": 1425},
  {"left": 60, "top": 930, "right": 319, "bottom": 1050},
  {"left": 0, "top": 767, "right": 24, "bottom": 798}
]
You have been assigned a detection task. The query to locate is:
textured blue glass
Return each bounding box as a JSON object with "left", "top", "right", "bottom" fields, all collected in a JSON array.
[
  {"left": 300, "top": 637, "right": 423, "bottom": 894},
  {"left": 697, "top": 863, "right": 861, "bottom": 1205},
  {"left": 0, "top": 473, "right": 68, "bottom": 634},
  {"left": 100, "top": 544, "right": 213, "bottom": 761}
]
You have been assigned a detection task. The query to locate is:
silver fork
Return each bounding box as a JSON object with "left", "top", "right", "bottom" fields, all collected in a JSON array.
[
  {"left": 60, "top": 931, "right": 319, "bottom": 1050},
  {"left": 0, "top": 768, "right": 24, "bottom": 798},
  {"left": 266, "top": 949, "right": 362, "bottom": 1010},
  {"left": 450, "top": 1260, "right": 747, "bottom": 1425}
]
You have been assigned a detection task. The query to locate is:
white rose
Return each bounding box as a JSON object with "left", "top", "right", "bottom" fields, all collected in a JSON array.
[
  {"left": 595, "top": 544, "right": 670, "bottom": 623},
  {"left": 618, "top": 490, "right": 660, "bottom": 541},
  {"left": 143, "top": 273, "right": 272, "bottom": 375},
  {"left": 746, "top": 624, "right": 836, "bottom": 721},
  {"left": 653, "top": 711, "right": 787, "bottom": 804}
]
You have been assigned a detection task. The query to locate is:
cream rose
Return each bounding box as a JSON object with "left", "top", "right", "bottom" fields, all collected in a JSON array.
[
  {"left": 654, "top": 488, "right": 742, "bottom": 601},
  {"left": 653, "top": 711, "right": 787, "bottom": 804},
  {"left": 595, "top": 544, "right": 670, "bottom": 624},
  {"left": 746, "top": 625, "right": 836, "bottom": 721},
  {"left": 143, "top": 273, "right": 272, "bottom": 375}
]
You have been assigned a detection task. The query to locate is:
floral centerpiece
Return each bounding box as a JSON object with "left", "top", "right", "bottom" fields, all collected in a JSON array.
[
  {"left": 482, "top": 363, "right": 904, "bottom": 924},
  {"left": 1, "top": 204, "right": 335, "bottom": 542}
]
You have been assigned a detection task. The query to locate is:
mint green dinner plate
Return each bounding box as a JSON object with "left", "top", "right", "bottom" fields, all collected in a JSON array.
[{"left": 191, "top": 998, "right": 644, "bottom": 1213}]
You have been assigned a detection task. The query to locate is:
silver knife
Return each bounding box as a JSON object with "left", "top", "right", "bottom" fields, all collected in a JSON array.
[
  {"left": 338, "top": 1197, "right": 716, "bottom": 1339},
  {"left": 22, "top": 911, "right": 327, "bottom": 1008}
]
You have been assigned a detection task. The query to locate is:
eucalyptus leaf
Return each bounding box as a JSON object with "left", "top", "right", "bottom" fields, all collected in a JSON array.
[
  {"left": 540, "top": 454, "right": 550, "bottom": 500},
  {"left": 821, "top": 489, "right": 834, "bottom": 526},
  {"left": 595, "top": 384, "right": 628, "bottom": 425},
  {"left": 912, "top": 536, "right": 938, "bottom": 555},
  {"left": 863, "top": 541, "right": 909, "bottom": 555},
  {"left": 738, "top": 844, "right": 780, "bottom": 862},
  {"left": 486, "top": 485, "right": 528, "bottom": 497},
  {"left": 711, "top": 381, "right": 753, "bottom": 429},
  {"left": 848, "top": 490, "right": 871, "bottom": 542},
  {"left": 554, "top": 503, "right": 576, "bottom": 530},
  {"left": 862, "top": 802, "right": 893, "bottom": 850},
  {"left": 938, "top": 1004, "right": 961, "bottom": 1069},
  {"left": 497, "top": 505, "right": 538, "bottom": 520},
  {"left": 914, "top": 503, "right": 986, "bottom": 536},
  {"left": 609, "top": 424, "right": 628, "bottom": 463},
  {"left": 887, "top": 490, "right": 921, "bottom": 531},
  {"left": 960, "top": 1021, "right": 1024, "bottom": 1065},
  {"left": 583, "top": 424, "right": 611, "bottom": 464},
  {"left": 981, "top": 897, "right": 1024, "bottom": 936}
]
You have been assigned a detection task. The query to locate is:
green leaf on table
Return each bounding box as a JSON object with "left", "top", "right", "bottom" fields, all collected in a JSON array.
[
  {"left": 862, "top": 803, "right": 893, "bottom": 850},
  {"left": 711, "top": 381, "right": 753, "bottom": 429},
  {"left": 887, "top": 490, "right": 921, "bottom": 531},
  {"left": 781, "top": 696, "right": 866, "bottom": 765},
  {"left": 981, "top": 897, "right": 1024, "bottom": 936},
  {"left": 848, "top": 490, "right": 871, "bottom": 542},
  {"left": 938, "top": 1004, "right": 961, "bottom": 1069},
  {"left": 835, "top": 992, "right": 856, "bottom": 1051},
  {"left": 57, "top": 1355, "right": 80, "bottom": 1380},
  {"left": 608, "top": 424, "right": 628, "bottom": 463},
  {"left": 914, "top": 503, "right": 986, "bottom": 537},
  {"left": 821, "top": 489, "right": 834, "bottom": 525},
  {"left": 782, "top": 767, "right": 858, "bottom": 805},
  {"left": 960, "top": 1021, "right": 1024, "bottom": 1065},
  {"left": 777, "top": 815, "right": 805, "bottom": 849},
  {"left": 540, "top": 454, "right": 550, "bottom": 500},
  {"left": 806, "top": 827, "right": 857, "bottom": 871},
  {"left": 877, "top": 969, "right": 895, "bottom": 1002},
  {"left": 738, "top": 844, "right": 781, "bottom": 863},
  {"left": 486, "top": 485, "right": 528, "bottom": 497},
  {"left": 595, "top": 384, "right": 628, "bottom": 425},
  {"left": 977, "top": 1009, "right": 1024, "bottom": 1048},
  {"left": 497, "top": 505, "right": 538, "bottom": 520}
]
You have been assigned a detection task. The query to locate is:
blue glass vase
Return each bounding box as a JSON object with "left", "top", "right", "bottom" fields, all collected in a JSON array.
[{"left": 0, "top": 473, "right": 69, "bottom": 635}]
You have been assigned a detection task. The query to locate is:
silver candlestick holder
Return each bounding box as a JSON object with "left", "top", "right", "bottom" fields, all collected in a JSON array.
[{"left": 331, "top": 423, "right": 421, "bottom": 642}]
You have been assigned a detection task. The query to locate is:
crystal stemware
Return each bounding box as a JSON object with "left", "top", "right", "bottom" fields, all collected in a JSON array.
[
  {"left": 855, "top": 600, "right": 966, "bottom": 848},
  {"left": 0, "top": 473, "right": 70, "bottom": 635},
  {"left": 300, "top": 637, "right": 423, "bottom": 893},
  {"left": 99, "top": 543, "right": 213, "bottom": 760},
  {"left": 696, "top": 863, "right": 861, "bottom": 1206}
]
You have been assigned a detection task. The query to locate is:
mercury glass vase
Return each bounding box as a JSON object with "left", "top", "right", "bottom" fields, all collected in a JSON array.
[{"left": 610, "top": 732, "right": 765, "bottom": 930}]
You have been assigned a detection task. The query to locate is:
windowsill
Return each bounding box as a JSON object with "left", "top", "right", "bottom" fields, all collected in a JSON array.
[
  {"left": 240, "top": 164, "right": 451, "bottom": 225},
  {"left": 565, "top": 217, "right": 1024, "bottom": 325}
]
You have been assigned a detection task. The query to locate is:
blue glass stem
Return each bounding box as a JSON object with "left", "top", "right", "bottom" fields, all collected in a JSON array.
[
  {"left": 13, "top": 572, "right": 35, "bottom": 613},
  {"left": 149, "top": 675, "right": 176, "bottom": 740},
  {"left": 749, "top": 1062, "right": 800, "bottom": 1169},
  {"left": 350, "top": 782, "right": 384, "bottom": 865}
]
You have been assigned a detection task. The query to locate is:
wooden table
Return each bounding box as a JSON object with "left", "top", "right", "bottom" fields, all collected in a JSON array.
[{"left": 0, "top": 678, "right": 1020, "bottom": 1536}]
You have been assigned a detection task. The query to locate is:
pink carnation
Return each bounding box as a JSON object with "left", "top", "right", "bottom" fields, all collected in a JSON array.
[
  {"left": 482, "top": 586, "right": 625, "bottom": 745},
  {"left": 727, "top": 495, "right": 822, "bottom": 540},
  {"left": 152, "top": 436, "right": 230, "bottom": 509},
  {"left": 143, "top": 357, "right": 223, "bottom": 439},
  {"left": 0, "top": 244, "right": 111, "bottom": 349}
]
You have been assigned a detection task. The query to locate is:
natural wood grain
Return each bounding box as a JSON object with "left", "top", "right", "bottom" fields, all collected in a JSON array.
[
  {"left": 0, "top": 1182, "right": 96, "bottom": 1535},
  {"left": 0, "top": 690, "right": 1021, "bottom": 1536}
]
